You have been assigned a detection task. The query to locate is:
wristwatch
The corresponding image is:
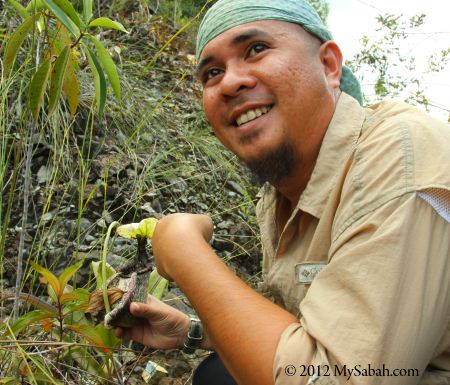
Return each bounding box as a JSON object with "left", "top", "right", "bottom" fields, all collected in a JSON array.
[{"left": 182, "top": 315, "right": 203, "bottom": 355}]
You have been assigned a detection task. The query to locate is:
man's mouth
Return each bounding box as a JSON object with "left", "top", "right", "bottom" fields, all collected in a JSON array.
[{"left": 236, "top": 105, "right": 273, "bottom": 126}]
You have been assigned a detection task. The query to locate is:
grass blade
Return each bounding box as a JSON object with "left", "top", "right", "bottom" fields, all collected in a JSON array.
[
  {"left": 148, "top": 270, "right": 168, "bottom": 300},
  {"left": 0, "top": 378, "right": 17, "bottom": 384},
  {"left": 28, "top": 58, "right": 51, "bottom": 120},
  {"left": 4, "top": 15, "right": 35, "bottom": 75},
  {"left": 90, "top": 35, "right": 121, "bottom": 100},
  {"left": 48, "top": 45, "right": 70, "bottom": 115},
  {"left": 8, "top": 0, "right": 29, "bottom": 19},
  {"left": 88, "top": 17, "right": 128, "bottom": 33}
]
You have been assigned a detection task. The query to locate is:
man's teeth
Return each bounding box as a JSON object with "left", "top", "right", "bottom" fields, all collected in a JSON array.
[{"left": 236, "top": 106, "right": 271, "bottom": 126}]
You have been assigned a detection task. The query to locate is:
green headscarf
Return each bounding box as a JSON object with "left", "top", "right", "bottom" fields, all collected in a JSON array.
[{"left": 196, "top": 0, "right": 363, "bottom": 104}]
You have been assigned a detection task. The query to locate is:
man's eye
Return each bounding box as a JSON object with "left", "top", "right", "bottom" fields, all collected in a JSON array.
[
  {"left": 204, "top": 68, "right": 222, "bottom": 82},
  {"left": 248, "top": 43, "right": 268, "bottom": 57}
]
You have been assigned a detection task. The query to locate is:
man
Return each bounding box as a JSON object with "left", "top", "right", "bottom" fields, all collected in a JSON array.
[{"left": 115, "top": 1, "right": 450, "bottom": 384}]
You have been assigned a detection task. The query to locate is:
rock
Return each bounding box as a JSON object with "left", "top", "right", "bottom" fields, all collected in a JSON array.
[
  {"left": 85, "top": 235, "right": 96, "bottom": 243},
  {"left": 102, "top": 210, "right": 114, "bottom": 225},
  {"left": 166, "top": 358, "right": 192, "bottom": 378},
  {"left": 79, "top": 218, "right": 93, "bottom": 233},
  {"left": 217, "top": 219, "right": 234, "bottom": 230},
  {"left": 41, "top": 212, "right": 54, "bottom": 223},
  {"left": 226, "top": 180, "right": 245, "bottom": 195},
  {"left": 162, "top": 290, "right": 194, "bottom": 315},
  {"left": 37, "top": 165, "right": 51, "bottom": 184},
  {"left": 107, "top": 253, "right": 131, "bottom": 270},
  {"left": 158, "top": 378, "right": 174, "bottom": 385},
  {"left": 140, "top": 202, "right": 160, "bottom": 217}
]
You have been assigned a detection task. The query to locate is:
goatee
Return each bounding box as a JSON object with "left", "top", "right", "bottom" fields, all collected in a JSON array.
[{"left": 243, "top": 141, "right": 297, "bottom": 186}]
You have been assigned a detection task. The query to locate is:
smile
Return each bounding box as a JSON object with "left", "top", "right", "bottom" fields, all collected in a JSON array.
[{"left": 236, "top": 105, "right": 272, "bottom": 126}]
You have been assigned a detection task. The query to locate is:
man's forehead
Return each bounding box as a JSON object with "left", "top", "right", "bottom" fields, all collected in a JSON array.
[
  {"left": 196, "top": 22, "right": 282, "bottom": 76},
  {"left": 198, "top": 20, "right": 295, "bottom": 59}
]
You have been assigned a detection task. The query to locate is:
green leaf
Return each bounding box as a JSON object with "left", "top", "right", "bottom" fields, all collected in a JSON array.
[
  {"left": 30, "top": 260, "right": 61, "bottom": 295},
  {"left": 61, "top": 288, "right": 90, "bottom": 311},
  {"left": 42, "top": 0, "right": 80, "bottom": 37},
  {"left": 117, "top": 218, "right": 158, "bottom": 239},
  {"left": 148, "top": 270, "right": 168, "bottom": 300},
  {"left": 8, "top": 0, "right": 29, "bottom": 19},
  {"left": 90, "top": 35, "right": 121, "bottom": 100},
  {"left": 58, "top": 292, "right": 79, "bottom": 305},
  {"left": 65, "top": 324, "right": 112, "bottom": 352},
  {"left": 0, "top": 378, "right": 18, "bottom": 384},
  {"left": 3, "top": 15, "right": 35, "bottom": 75},
  {"left": 58, "top": 260, "right": 83, "bottom": 293},
  {"left": 16, "top": 292, "right": 58, "bottom": 314},
  {"left": 9, "top": 309, "right": 55, "bottom": 335},
  {"left": 48, "top": 45, "right": 71, "bottom": 115},
  {"left": 36, "top": 15, "right": 45, "bottom": 33},
  {"left": 83, "top": 0, "right": 93, "bottom": 23},
  {"left": 28, "top": 59, "right": 51, "bottom": 120},
  {"left": 51, "top": 0, "right": 82, "bottom": 29},
  {"left": 88, "top": 17, "right": 128, "bottom": 33},
  {"left": 25, "top": 0, "right": 45, "bottom": 12},
  {"left": 91, "top": 261, "right": 116, "bottom": 289},
  {"left": 95, "top": 324, "right": 120, "bottom": 348},
  {"left": 64, "top": 346, "right": 104, "bottom": 377},
  {"left": 47, "top": 283, "right": 59, "bottom": 303},
  {"left": 62, "top": 60, "right": 80, "bottom": 116},
  {"left": 83, "top": 44, "right": 106, "bottom": 116},
  {"left": 33, "top": 373, "right": 58, "bottom": 384},
  {"left": 26, "top": 355, "right": 63, "bottom": 385}
]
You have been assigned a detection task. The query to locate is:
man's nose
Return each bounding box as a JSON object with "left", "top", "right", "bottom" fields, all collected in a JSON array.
[{"left": 219, "top": 64, "right": 257, "bottom": 97}]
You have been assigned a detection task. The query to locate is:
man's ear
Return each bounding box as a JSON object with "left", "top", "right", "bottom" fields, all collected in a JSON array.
[{"left": 319, "top": 41, "right": 343, "bottom": 90}]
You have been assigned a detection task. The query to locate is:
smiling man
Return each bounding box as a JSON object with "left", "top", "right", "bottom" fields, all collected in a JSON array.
[{"left": 115, "top": 1, "right": 450, "bottom": 384}]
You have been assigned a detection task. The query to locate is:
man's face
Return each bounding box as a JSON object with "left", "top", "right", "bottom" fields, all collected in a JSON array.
[{"left": 198, "top": 20, "right": 335, "bottom": 185}]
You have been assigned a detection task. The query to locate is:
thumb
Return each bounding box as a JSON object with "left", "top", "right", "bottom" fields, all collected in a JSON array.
[{"left": 129, "top": 300, "right": 167, "bottom": 322}]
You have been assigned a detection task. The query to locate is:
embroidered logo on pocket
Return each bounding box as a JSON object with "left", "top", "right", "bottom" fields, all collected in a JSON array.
[{"left": 295, "top": 262, "right": 326, "bottom": 284}]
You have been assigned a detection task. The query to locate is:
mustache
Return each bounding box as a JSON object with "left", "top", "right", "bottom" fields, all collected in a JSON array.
[{"left": 228, "top": 94, "right": 275, "bottom": 110}]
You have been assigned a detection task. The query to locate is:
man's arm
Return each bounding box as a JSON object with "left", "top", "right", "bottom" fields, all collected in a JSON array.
[
  {"left": 151, "top": 213, "right": 311, "bottom": 385},
  {"left": 278, "top": 193, "right": 450, "bottom": 384}
]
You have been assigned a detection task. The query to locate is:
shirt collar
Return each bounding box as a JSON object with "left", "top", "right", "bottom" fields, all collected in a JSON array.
[{"left": 297, "top": 92, "right": 366, "bottom": 218}]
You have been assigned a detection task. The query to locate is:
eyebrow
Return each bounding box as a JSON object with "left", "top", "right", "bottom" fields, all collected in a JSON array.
[{"left": 195, "top": 28, "right": 272, "bottom": 78}]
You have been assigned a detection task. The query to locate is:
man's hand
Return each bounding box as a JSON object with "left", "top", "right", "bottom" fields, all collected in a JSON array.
[
  {"left": 152, "top": 213, "right": 214, "bottom": 280},
  {"left": 114, "top": 295, "right": 190, "bottom": 350}
]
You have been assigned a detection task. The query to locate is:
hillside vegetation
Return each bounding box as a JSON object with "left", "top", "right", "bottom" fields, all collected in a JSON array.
[{"left": 0, "top": 1, "right": 260, "bottom": 383}]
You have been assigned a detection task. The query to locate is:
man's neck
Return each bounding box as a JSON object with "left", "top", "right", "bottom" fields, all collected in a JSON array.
[
  {"left": 273, "top": 158, "right": 316, "bottom": 212},
  {"left": 276, "top": 89, "right": 341, "bottom": 209}
]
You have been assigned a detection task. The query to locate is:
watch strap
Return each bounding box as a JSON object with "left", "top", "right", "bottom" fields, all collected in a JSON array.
[{"left": 182, "top": 316, "right": 203, "bottom": 355}]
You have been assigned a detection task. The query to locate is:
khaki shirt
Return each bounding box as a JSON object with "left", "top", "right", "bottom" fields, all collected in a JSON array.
[{"left": 256, "top": 93, "right": 450, "bottom": 384}]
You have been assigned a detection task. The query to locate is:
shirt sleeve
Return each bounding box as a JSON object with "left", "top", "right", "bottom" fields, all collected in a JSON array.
[{"left": 272, "top": 193, "right": 450, "bottom": 385}]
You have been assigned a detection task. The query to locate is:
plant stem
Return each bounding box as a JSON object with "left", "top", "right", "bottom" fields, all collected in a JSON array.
[
  {"left": 102, "top": 221, "right": 119, "bottom": 314},
  {"left": 137, "top": 237, "right": 147, "bottom": 262},
  {"left": 13, "top": 121, "right": 35, "bottom": 321},
  {"left": 70, "top": 32, "right": 85, "bottom": 49}
]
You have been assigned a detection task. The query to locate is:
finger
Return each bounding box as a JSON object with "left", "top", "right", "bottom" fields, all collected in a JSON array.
[
  {"left": 116, "top": 324, "right": 146, "bottom": 345},
  {"left": 115, "top": 326, "right": 133, "bottom": 341},
  {"left": 129, "top": 301, "right": 169, "bottom": 323},
  {"left": 114, "top": 327, "right": 123, "bottom": 338}
]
